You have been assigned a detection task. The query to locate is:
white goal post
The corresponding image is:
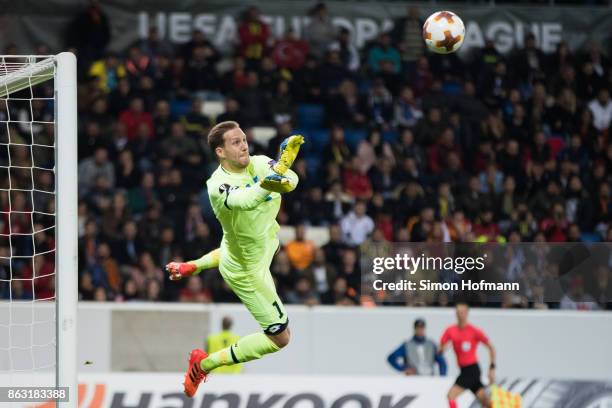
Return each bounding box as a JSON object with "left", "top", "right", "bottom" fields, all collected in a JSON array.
[{"left": 0, "top": 53, "right": 77, "bottom": 407}]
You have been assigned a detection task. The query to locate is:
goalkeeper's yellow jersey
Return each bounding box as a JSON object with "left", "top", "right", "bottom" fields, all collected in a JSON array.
[{"left": 206, "top": 155, "right": 297, "bottom": 277}]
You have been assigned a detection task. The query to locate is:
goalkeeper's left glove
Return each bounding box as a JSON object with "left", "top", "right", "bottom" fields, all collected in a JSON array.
[
  {"left": 165, "top": 262, "right": 197, "bottom": 281},
  {"left": 260, "top": 173, "right": 295, "bottom": 193},
  {"left": 272, "top": 135, "right": 305, "bottom": 175}
]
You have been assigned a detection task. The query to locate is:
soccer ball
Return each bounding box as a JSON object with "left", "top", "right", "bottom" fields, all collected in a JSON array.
[{"left": 422, "top": 11, "right": 465, "bottom": 54}]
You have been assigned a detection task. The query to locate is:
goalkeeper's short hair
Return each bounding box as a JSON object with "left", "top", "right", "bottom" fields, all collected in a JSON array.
[{"left": 208, "top": 120, "right": 239, "bottom": 158}]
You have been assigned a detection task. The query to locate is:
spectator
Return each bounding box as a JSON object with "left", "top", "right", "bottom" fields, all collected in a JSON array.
[
  {"left": 78, "top": 147, "right": 115, "bottom": 196},
  {"left": 367, "top": 32, "right": 401, "bottom": 75},
  {"left": 357, "top": 129, "right": 395, "bottom": 174},
  {"left": 124, "top": 46, "right": 155, "bottom": 85},
  {"left": 88, "top": 52, "right": 126, "bottom": 93},
  {"left": 113, "top": 220, "right": 141, "bottom": 266},
  {"left": 327, "top": 80, "right": 367, "bottom": 128},
  {"left": 304, "top": 3, "right": 337, "bottom": 60},
  {"left": 179, "top": 276, "right": 212, "bottom": 303},
  {"left": 271, "top": 250, "right": 298, "bottom": 300},
  {"left": 322, "top": 224, "right": 348, "bottom": 268},
  {"left": 427, "top": 128, "right": 462, "bottom": 174},
  {"left": 78, "top": 121, "right": 112, "bottom": 160},
  {"left": 236, "top": 71, "right": 268, "bottom": 126},
  {"left": 285, "top": 224, "right": 317, "bottom": 271},
  {"left": 322, "top": 125, "right": 352, "bottom": 166},
  {"left": 286, "top": 276, "right": 320, "bottom": 305},
  {"left": 136, "top": 26, "right": 174, "bottom": 60},
  {"left": 88, "top": 242, "right": 121, "bottom": 294},
  {"left": 238, "top": 6, "right": 270, "bottom": 66},
  {"left": 560, "top": 277, "right": 599, "bottom": 310},
  {"left": 337, "top": 248, "right": 360, "bottom": 293},
  {"left": 588, "top": 88, "right": 612, "bottom": 132},
  {"left": 367, "top": 79, "right": 394, "bottom": 129},
  {"left": 294, "top": 55, "right": 323, "bottom": 103},
  {"left": 182, "top": 44, "right": 220, "bottom": 93},
  {"left": 387, "top": 318, "right": 447, "bottom": 376},
  {"left": 180, "top": 98, "right": 211, "bottom": 138},
  {"left": 100, "top": 191, "right": 131, "bottom": 241},
  {"left": 292, "top": 187, "right": 331, "bottom": 226},
  {"left": 267, "top": 80, "right": 296, "bottom": 125},
  {"left": 119, "top": 97, "right": 154, "bottom": 140},
  {"left": 65, "top": 1, "right": 111, "bottom": 64},
  {"left": 511, "top": 33, "right": 545, "bottom": 84},
  {"left": 343, "top": 157, "right": 373, "bottom": 200},
  {"left": 340, "top": 201, "right": 375, "bottom": 246},
  {"left": 108, "top": 78, "right": 133, "bottom": 116},
  {"left": 152, "top": 100, "right": 173, "bottom": 139},
  {"left": 145, "top": 279, "right": 162, "bottom": 301},
  {"left": 329, "top": 27, "right": 360, "bottom": 72},
  {"left": 259, "top": 56, "right": 284, "bottom": 96},
  {"left": 394, "top": 86, "right": 423, "bottom": 129},
  {"left": 160, "top": 122, "right": 200, "bottom": 161},
  {"left": 216, "top": 97, "right": 244, "bottom": 125},
  {"left": 390, "top": 6, "right": 424, "bottom": 72},
  {"left": 304, "top": 249, "right": 336, "bottom": 298},
  {"left": 321, "top": 276, "right": 358, "bottom": 305},
  {"left": 319, "top": 49, "right": 352, "bottom": 95}
]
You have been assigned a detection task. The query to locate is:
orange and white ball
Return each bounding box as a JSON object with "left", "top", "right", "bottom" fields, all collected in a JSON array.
[{"left": 422, "top": 11, "right": 465, "bottom": 54}]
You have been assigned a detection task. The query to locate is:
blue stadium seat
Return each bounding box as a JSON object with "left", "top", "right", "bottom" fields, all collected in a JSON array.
[
  {"left": 580, "top": 233, "right": 601, "bottom": 242},
  {"left": 297, "top": 104, "right": 325, "bottom": 129},
  {"left": 305, "top": 129, "right": 329, "bottom": 156},
  {"left": 382, "top": 130, "right": 398, "bottom": 144},
  {"left": 344, "top": 129, "right": 367, "bottom": 151},
  {"left": 170, "top": 99, "right": 191, "bottom": 118},
  {"left": 306, "top": 157, "right": 321, "bottom": 176},
  {"left": 442, "top": 81, "right": 462, "bottom": 95}
]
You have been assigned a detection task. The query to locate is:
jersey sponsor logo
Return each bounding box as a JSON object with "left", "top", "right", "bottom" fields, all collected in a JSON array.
[{"left": 461, "top": 341, "right": 471, "bottom": 352}]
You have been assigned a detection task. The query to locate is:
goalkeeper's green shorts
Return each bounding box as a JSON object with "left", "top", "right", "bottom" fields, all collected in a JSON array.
[{"left": 219, "top": 240, "right": 288, "bottom": 335}]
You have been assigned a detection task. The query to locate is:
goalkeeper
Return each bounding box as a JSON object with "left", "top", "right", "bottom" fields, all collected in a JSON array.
[{"left": 165, "top": 121, "right": 304, "bottom": 397}]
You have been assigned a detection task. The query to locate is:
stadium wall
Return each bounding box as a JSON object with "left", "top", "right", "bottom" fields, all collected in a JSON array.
[
  {"left": 76, "top": 303, "right": 612, "bottom": 380},
  {"left": 3, "top": 1, "right": 612, "bottom": 56}
]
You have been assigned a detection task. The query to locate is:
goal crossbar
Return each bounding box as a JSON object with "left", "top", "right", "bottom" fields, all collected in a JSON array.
[{"left": 0, "top": 56, "right": 56, "bottom": 98}]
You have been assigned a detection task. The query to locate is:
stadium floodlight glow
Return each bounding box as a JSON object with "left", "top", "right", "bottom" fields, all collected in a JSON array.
[{"left": 0, "top": 53, "right": 77, "bottom": 407}]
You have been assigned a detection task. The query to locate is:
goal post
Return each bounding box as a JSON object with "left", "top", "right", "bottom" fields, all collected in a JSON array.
[
  {"left": 0, "top": 52, "right": 77, "bottom": 407},
  {"left": 55, "top": 52, "right": 78, "bottom": 408}
]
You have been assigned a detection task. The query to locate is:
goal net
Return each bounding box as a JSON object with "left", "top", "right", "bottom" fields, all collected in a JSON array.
[{"left": 0, "top": 54, "right": 77, "bottom": 407}]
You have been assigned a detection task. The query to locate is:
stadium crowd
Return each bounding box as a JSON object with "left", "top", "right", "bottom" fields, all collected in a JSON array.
[{"left": 1, "top": 3, "right": 611, "bottom": 309}]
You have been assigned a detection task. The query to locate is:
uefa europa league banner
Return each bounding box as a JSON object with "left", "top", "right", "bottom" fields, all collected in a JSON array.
[{"left": 2, "top": 0, "right": 612, "bottom": 56}]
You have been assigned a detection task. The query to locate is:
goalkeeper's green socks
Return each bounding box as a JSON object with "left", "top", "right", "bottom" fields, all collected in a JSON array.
[
  {"left": 189, "top": 248, "right": 220, "bottom": 273},
  {"left": 201, "top": 332, "right": 280, "bottom": 372}
]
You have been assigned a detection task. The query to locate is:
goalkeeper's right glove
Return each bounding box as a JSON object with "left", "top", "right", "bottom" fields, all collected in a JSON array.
[
  {"left": 260, "top": 173, "right": 295, "bottom": 193},
  {"left": 166, "top": 262, "right": 197, "bottom": 281},
  {"left": 272, "top": 135, "right": 305, "bottom": 175}
]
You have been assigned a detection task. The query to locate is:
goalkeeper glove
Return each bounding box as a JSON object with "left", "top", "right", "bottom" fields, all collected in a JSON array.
[
  {"left": 272, "top": 135, "right": 305, "bottom": 175},
  {"left": 166, "top": 261, "right": 197, "bottom": 281},
  {"left": 260, "top": 173, "right": 295, "bottom": 193}
]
